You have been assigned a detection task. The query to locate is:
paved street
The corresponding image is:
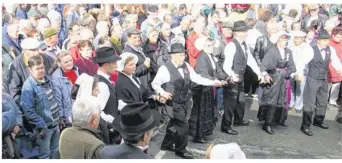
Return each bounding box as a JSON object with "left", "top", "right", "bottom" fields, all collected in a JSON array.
[{"left": 155, "top": 97, "right": 342, "bottom": 159}]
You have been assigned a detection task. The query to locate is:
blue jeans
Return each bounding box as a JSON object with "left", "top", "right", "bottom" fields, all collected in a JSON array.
[
  {"left": 216, "top": 88, "right": 224, "bottom": 112},
  {"left": 37, "top": 126, "right": 60, "bottom": 159}
]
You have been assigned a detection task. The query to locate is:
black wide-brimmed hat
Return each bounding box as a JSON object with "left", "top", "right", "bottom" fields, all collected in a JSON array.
[
  {"left": 113, "top": 102, "right": 161, "bottom": 136},
  {"left": 169, "top": 43, "right": 186, "bottom": 54},
  {"left": 317, "top": 29, "right": 331, "bottom": 39},
  {"left": 93, "top": 47, "right": 122, "bottom": 64},
  {"left": 232, "top": 20, "right": 250, "bottom": 31}
]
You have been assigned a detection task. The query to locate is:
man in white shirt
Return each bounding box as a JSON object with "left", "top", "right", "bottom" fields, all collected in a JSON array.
[
  {"left": 288, "top": 31, "right": 314, "bottom": 113},
  {"left": 222, "top": 21, "right": 261, "bottom": 135},
  {"left": 151, "top": 43, "right": 222, "bottom": 159},
  {"left": 93, "top": 47, "right": 122, "bottom": 144},
  {"left": 301, "top": 30, "right": 342, "bottom": 136}
]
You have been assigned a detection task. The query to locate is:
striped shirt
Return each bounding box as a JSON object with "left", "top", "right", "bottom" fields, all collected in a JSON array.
[{"left": 41, "top": 82, "right": 59, "bottom": 127}]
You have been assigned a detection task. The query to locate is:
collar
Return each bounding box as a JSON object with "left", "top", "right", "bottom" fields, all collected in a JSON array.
[
  {"left": 23, "top": 54, "right": 29, "bottom": 66},
  {"left": 127, "top": 43, "right": 142, "bottom": 53},
  {"left": 72, "top": 123, "right": 103, "bottom": 140},
  {"left": 235, "top": 37, "right": 245, "bottom": 45},
  {"left": 121, "top": 72, "right": 133, "bottom": 78},
  {"left": 97, "top": 70, "right": 111, "bottom": 81},
  {"left": 29, "top": 75, "right": 50, "bottom": 86},
  {"left": 317, "top": 44, "right": 328, "bottom": 51}
]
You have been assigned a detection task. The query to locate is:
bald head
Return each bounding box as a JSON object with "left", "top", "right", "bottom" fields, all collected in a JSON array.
[
  {"left": 80, "top": 28, "right": 94, "bottom": 43},
  {"left": 7, "top": 23, "right": 20, "bottom": 39}
]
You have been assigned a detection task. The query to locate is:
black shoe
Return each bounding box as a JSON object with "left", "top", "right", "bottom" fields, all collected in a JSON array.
[
  {"left": 280, "top": 122, "right": 288, "bottom": 127},
  {"left": 233, "top": 120, "right": 250, "bottom": 127},
  {"left": 313, "top": 123, "right": 329, "bottom": 129},
  {"left": 300, "top": 127, "right": 313, "bottom": 136},
  {"left": 221, "top": 128, "right": 238, "bottom": 135},
  {"left": 175, "top": 151, "right": 194, "bottom": 159},
  {"left": 193, "top": 137, "right": 207, "bottom": 144},
  {"left": 262, "top": 125, "right": 275, "bottom": 135},
  {"left": 161, "top": 146, "right": 175, "bottom": 152}
]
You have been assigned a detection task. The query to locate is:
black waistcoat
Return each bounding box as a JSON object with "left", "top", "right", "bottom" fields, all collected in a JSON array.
[
  {"left": 231, "top": 39, "right": 248, "bottom": 79},
  {"left": 307, "top": 45, "right": 331, "bottom": 80},
  {"left": 96, "top": 75, "right": 119, "bottom": 119}
]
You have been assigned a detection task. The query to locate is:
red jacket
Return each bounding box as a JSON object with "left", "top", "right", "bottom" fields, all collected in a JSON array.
[
  {"left": 186, "top": 32, "right": 201, "bottom": 68},
  {"left": 328, "top": 40, "right": 342, "bottom": 83}
]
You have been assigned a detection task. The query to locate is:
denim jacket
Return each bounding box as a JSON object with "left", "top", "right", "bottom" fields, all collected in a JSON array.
[
  {"left": 2, "top": 93, "right": 23, "bottom": 133},
  {"left": 51, "top": 66, "right": 79, "bottom": 122},
  {"left": 20, "top": 76, "right": 61, "bottom": 130}
]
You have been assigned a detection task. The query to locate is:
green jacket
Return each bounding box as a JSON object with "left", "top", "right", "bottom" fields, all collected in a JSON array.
[{"left": 59, "top": 124, "right": 104, "bottom": 159}]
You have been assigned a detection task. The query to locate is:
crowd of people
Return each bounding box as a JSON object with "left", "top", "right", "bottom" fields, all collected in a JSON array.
[{"left": 2, "top": 3, "right": 342, "bottom": 159}]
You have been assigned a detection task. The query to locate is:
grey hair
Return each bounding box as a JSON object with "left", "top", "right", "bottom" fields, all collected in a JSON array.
[
  {"left": 72, "top": 96, "right": 101, "bottom": 125},
  {"left": 96, "top": 21, "right": 108, "bottom": 33}
]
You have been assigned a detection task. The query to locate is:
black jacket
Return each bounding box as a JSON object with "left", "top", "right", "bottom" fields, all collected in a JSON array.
[
  {"left": 253, "top": 35, "right": 274, "bottom": 66},
  {"left": 103, "top": 143, "right": 153, "bottom": 159},
  {"left": 115, "top": 72, "right": 155, "bottom": 103},
  {"left": 301, "top": 14, "right": 328, "bottom": 31},
  {"left": 142, "top": 38, "right": 169, "bottom": 79}
]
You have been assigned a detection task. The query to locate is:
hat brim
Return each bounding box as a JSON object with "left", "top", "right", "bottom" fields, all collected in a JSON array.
[
  {"left": 113, "top": 109, "right": 161, "bottom": 136},
  {"left": 92, "top": 55, "right": 122, "bottom": 64},
  {"left": 232, "top": 26, "right": 250, "bottom": 31},
  {"left": 317, "top": 36, "right": 331, "bottom": 39},
  {"left": 169, "top": 50, "right": 187, "bottom": 54}
]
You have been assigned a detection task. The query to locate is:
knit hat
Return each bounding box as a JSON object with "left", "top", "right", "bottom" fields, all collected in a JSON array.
[{"left": 43, "top": 28, "right": 58, "bottom": 39}]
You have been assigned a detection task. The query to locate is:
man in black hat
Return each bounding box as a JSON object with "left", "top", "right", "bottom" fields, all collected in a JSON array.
[
  {"left": 151, "top": 43, "right": 223, "bottom": 159},
  {"left": 103, "top": 102, "right": 160, "bottom": 159},
  {"left": 301, "top": 29, "right": 342, "bottom": 136},
  {"left": 93, "top": 46, "right": 122, "bottom": 144},
  {"left": 222, "top": 20, "right": 261, "bottom": 135}
]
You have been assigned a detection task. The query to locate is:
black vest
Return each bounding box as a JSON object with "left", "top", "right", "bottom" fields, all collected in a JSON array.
[
  {"left": 96, "top": 75, "right": 119, "bottom": 119},
  {"left": 161, "top": 62, "right": 191, "bottom": 104},
  {"left": 307, "top": 45, "right": 331, "bottom": 80},
  {"left": 231, "top": 39, "right": 248, "bottom": 79}
]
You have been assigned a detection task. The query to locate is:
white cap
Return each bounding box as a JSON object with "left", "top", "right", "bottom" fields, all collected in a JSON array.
[
  {"left": 270, "top": 31, "right": 291, "bottom": 44},
  {"left": 116, "top": 52, "right": 139, "bottom": 72},
  {"left": 195, "top": 37, "right": 220, "bottom": 51},
  {"left": 210, "top": 143, "right": 246, "bottom": 159},
  {"left": 21, "top": 38, "right": 42, "bottom": 50},
  {"left": 291, "top": 30, "right": 306, "bottom": 37}
]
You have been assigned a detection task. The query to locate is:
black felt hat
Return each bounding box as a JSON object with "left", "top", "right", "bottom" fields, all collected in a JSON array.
[
  {"left": 317, "top": 29, "right": 331, "bottom": 39},
  {"left": 113, "top": 102, "right": 161, "bottom": 136},
  {"left": 93, "top": 47, "right": 121, "bottom": 64},
  {"left": 232, "top": 20, "right": 250, "bottom": 31},
  {"left": 169, "top": 43, "right": 186, "bottom": 54}
]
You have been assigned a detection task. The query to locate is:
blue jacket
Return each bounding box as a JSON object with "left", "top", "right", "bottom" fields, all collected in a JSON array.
[
  {"left": 20, "top": 76, "right": 62, "bottom": 130},
  {"left": 2, "top": 93, "right": 23, "bottom": 131},
  {"left": 3, "top": 33, "right": 23, "bottom": 56},
  {"left": 51, "top": 66, "right": 79, "bottom": 121},
  {"left": 16, "top": 8, "right": 28, "bottom": 19}
]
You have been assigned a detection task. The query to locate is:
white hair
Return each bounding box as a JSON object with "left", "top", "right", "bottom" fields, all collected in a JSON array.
[
  {"left": 80, "top": 28, "right": 94, "bottom": 40},
  {"left": 37, "top": 18, "right": 51, "bottom": 32},
  {"left": 72, "top": 96, "right": 101, "bottom": 125},
  {"left": 96, "top": 21, "right": 108, "bottom": 33}
]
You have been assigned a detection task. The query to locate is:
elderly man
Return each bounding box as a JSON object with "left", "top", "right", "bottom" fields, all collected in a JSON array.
[
  {"left": 93, "top": 47, "right": 122, "bottom": 144},
  {"left": 8, "top": 38, "right": 55, "bottom": 105},
  {"left": 301, "top": 30, "right": 342, "bottom": 136},
  {"left": 37, "top": 18, "right": 51, "bottom": 35},
  {"left": 93, "top": 21, "right": 110, "bottom": 49},
  {"left": 62, "top": 22, "right": 81, "bottom": 50},
  {"left": 110, "top": 24, "right": 124, "bottom": 54},
  {"left": 104, "top": 102, "right": 160, "bottom": 159},
  {"left": 288, "top": 31, "right": 314, "bottom": 113},
  {"left": 302, "top": 4, "right": 328, "bottom": 31},
  {"left": 141, "top": 5, "right": 162, "bottom": 36},
  {"left": 59, "top": 96, "right": 104, "bottom": 159},
  {"left": 42, "top": 28, "right": 61, "bottom": 59},
  {"left": 222, "top": 21, "right": 261, "bottom": 135},
  {"left": 172, "top": 15, "right": 191, "bottom": 45},
  {"left": 159, "top": 22, "right": 181, "bottom": 51},
  {"left": 151, "top": 43, "right": 222, "bottom": 159}
]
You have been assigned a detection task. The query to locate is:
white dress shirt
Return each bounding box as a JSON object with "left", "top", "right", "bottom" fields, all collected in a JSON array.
[
  {"left": 288, "top": 42, "right": 314, "bottom": 76},
  {"left": 246, "top": 28, "right": 263, "bottom": 51},
  {"left": 206, "top": 53, "right": 216, "bottom": 70},
  {"left": 223, "top": 38, "right": 261, "bottom": 77},
  {"left": 122, "top": 73, "right": 141, "bottom": 88},
  {"left": 97, "top": 70, "right": 115, "bottom": 123},
  {"left": 151, "top": 61, "right": 216, "bottom": 96}
]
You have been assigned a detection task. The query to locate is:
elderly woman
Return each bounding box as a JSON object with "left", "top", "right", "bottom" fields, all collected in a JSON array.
[
  {"left": 51, "top": 51, "right": 80, "bottom": 129},
  {"left": 74, "top": 40, "right": 99, "bottom": 76},
  {"left": 189, "top": 37, "right": 227, "bottom": 143},
  {"left": 115, "top": 52, "right": 165, "bottom": 105}
]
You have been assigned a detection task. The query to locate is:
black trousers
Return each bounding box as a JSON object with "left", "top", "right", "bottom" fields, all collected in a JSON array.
[
  {"left": 221, "top": 82, "right": 245, "bottom": 130},
  {"left": 302, "top": 76, "right": 329, "bottom": 128},
  {"left": 161, "top": 99, "right": 192, "bottom": 153}
]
